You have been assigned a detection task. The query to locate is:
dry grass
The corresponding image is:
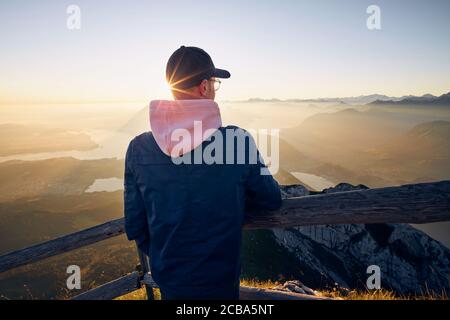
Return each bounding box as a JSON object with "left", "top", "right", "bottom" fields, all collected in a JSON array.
[
  {"left": 115, "top": 287, "right": 161, "bottom": 300},
  {"left": 319, "top": 287, "right": 448, "bottom": 300},
  {"left": 115, "top": 280, "right": 449, "bottom": 301},
  {"left": 240, "top": 279, "right": 280, "bottom": 289},
  {"left": 116, "top": 279, "right": 279, "bottom": 300}
]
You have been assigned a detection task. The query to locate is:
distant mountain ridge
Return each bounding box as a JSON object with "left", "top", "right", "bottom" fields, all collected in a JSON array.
[
  {"left": 237, "top": 91, "right": 449, "bottom": 105},
  {"left": 243, "top": 95, "right": 399, "bottom": 105},
  {"left": 370, "top": 92, "right": 450, "bottom": 106}
]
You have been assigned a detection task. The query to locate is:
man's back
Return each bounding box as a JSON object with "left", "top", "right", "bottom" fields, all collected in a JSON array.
[
  {"left": 124, "top": 124, "right": 281, "bottom": 299},
  {"left": 124, "top": 47, "right": 281, "bottom": 300}
]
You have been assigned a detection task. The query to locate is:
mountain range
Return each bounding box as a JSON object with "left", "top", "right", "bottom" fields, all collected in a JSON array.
[
  {"left": 242, "top": 95, "right": 396, "bottom": 105},
  {"left": 240, "top": 91, "right": 450, "bottom": 106},
  {"left": 370, "top": 92, "right": 450, "bottom": 106}
]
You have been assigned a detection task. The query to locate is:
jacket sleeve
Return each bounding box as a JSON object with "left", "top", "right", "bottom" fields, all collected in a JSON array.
[
  {"left": 244, "top": 136, "right": 282, "bottom": 213},
  {"left": 124, "top": 140, "right": 150, "bottom": 254}
]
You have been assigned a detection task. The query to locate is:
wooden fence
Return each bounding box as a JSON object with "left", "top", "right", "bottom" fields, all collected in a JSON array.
[{"left": 1, "top": 181, "right": 449, "bottom": 300}]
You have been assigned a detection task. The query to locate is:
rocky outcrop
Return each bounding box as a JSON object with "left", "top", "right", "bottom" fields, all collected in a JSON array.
[
  {"left": 271, "top": 280, "right": 318, "bottom": 296},
  {"left": 242, "top": 183, "right": 450, "bottom": 296}
]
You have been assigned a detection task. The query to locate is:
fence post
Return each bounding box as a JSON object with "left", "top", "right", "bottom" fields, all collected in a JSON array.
[{"left": 136, "top": 245, "right": 155, "bottom": 300}]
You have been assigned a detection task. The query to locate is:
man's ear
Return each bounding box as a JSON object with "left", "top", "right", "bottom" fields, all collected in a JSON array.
[{"left": 199, "top": 79, "right": 208, "bottom": 97}]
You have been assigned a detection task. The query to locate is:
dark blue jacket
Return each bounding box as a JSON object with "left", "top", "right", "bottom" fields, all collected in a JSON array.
[{"left": 124, "top": 126, "right": 282, "bottom": 299}]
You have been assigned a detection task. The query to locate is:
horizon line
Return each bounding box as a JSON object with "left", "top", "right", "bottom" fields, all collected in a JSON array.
[{"left": 1, "top": 90, "right": 449, "bottom": 106}]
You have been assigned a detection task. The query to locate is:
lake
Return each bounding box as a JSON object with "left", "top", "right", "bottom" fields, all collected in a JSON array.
[
  {"left": 290, "top": 172, "right": 335, "bottom": 191},
  {"left": 86, "top": 178, "right": 124, "bottom": 193}
]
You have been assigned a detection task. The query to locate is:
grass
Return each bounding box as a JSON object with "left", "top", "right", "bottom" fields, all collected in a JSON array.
[
  {"left": 240, "top": 279, "right": 280, "bottom": 289},
  {"left": 115, "top": 280, "right": 449, "bottom": 300},
  {"left": 115, "top": 280, "right": 279, "bottom": 301},
  {"left": 115, "top": 288, "right": 155, "bottom": 300},
  {"left": 313, "top": 285, "right": 449, "bottom": 300}
]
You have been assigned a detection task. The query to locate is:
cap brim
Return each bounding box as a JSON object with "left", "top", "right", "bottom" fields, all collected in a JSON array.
[{"left": 213, "top": 68, "right": 231, "bottom": 79}]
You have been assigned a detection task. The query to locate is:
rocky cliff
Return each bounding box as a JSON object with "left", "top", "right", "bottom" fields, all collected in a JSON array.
[{"left": 241, "top": 183, "right": 450, "bottom": 295}]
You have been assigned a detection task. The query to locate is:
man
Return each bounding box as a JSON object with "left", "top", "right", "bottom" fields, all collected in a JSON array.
[{"left": 124, "top": 46, "right": 282, "bottom": 300}]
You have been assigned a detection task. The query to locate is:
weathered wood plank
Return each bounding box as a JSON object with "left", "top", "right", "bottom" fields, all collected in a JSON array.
[
  {"left": 137, "top": 246, "right": 155, "bottom": 300},
  {"left": 142, "top": 273, "right": 159, "bottom": 288},
  {"left": 244, "top": 181, "right": 450, "bottom": 229},
  {"left": 0, "top": 218, "right": 125, "bottom": 273},
  {"left": 1, "top": 181, "right": 449, "bottom": 274},
  {"left": 72, "top": 271, "right": 140, "bottom": 300}
]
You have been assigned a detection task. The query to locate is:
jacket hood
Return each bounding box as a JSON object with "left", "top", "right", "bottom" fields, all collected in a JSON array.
[{"left": 149, "top": 99, "right": 222, "bottom": 157}]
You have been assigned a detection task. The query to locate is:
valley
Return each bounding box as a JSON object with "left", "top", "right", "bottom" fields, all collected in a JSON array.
[{"left": 0, "top": 95, "right": 449, "bottom": 299}]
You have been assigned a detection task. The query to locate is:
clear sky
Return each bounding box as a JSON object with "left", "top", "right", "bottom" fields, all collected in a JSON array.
[{"left": 1, "top": 0, "right": 449, "bottom": 104}]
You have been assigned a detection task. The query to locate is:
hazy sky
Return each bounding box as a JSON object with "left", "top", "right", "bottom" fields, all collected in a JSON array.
[{"left": 1, "top": 0, "right": 449, "bottom": 103}]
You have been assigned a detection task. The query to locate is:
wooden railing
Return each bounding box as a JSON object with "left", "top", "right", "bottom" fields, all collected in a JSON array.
[{"left": 1, "top": 181, "right": 449, "bottom": 300}]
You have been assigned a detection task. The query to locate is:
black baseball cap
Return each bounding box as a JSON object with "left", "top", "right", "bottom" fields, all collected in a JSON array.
[{"left": 166, "top": 46, "right": 231, "bottom": 90}]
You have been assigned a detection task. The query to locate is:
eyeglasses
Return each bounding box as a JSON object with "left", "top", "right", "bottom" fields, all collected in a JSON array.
[{"left": 209, "top": 79, "right": 222, "bottom": 91}]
